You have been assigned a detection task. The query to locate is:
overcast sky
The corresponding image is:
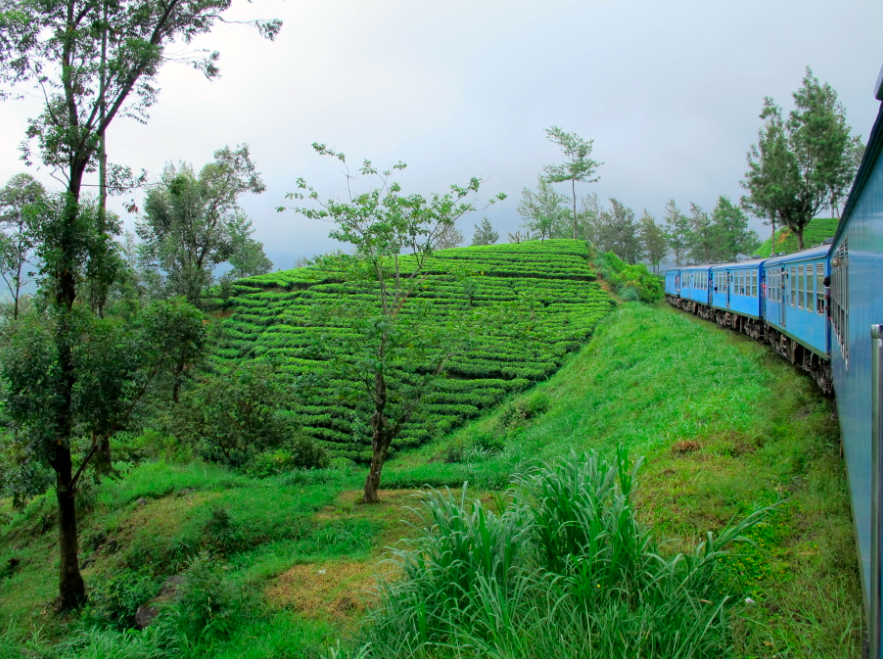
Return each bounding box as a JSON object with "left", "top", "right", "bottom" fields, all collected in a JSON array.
[{"left": 2, "top": 0, "right": 882, "bottom": 270}]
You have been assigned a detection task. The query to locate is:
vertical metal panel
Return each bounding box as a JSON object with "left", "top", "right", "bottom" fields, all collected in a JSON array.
[{"left": 872, "top": 324, "right": 883, "bottom": 659}]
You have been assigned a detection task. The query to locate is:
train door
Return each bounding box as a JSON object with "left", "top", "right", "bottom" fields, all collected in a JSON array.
[
  {"left": 726, "top": 272, "right": 731, "bottom": 308},
  {"left": 780, "top": 267, "right": 787, "bottom": 327}
]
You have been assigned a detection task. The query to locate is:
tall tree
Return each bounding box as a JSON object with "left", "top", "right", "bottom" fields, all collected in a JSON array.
[
  {"left": 471, "top": 218, "right": 499, "bottom": 246},
  {"left": 137, "top": 145, "right": 272, "bottom": 306},
  {"left": 663, "top": 200, "right": 690, "bottom": 266},
  {"left": 517, "top": 176, "right": 567, "bottom": 241},
  {"left": 0, "top": 0, "right": 280, "bottom": 609},
  {"left": 710, "top": 196, "right": 759, "bottom": 262},
  {"left": 0, "top": 174, "right": 45, "bottom": 320},
  {"left": 592, "top": 198, "right": 640, "bottom": 263},
  {"left": 638, "top": 210, "right": 667, "bottom": 274},
  {"left": 543, "top": 127, "right": 601, "bottom": 239},
  {"left": 284, "top": 144, "right": 504, "bottom": 503},
  {"left": 687, "top": 203, "right": 714, "bottom": 265},
  {"left": 741, "top": 69, "right": 857, "bottom": 250}
]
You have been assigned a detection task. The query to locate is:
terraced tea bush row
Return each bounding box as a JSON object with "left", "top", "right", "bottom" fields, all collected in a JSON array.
[{"left": 216, "top": 240, "right": 613, "bottom": 460}]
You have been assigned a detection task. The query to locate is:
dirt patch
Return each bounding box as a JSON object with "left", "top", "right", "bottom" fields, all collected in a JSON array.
[{"left": 265, "top": 559, "right": 382, "bottom": 620}]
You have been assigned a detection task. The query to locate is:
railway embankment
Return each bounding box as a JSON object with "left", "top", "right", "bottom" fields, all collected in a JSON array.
[{"left": 0, "top": 301, "right": 862, "bottom": 658}]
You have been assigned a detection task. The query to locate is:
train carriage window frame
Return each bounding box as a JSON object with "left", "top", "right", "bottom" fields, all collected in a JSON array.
[
  {"left": 797, "top": 265, "right": 804, "bottom": 310},
  {"left": 815, "top": 263, "right": 825, "bottom": 315},
  {"left": 752, "top": 271, "right": 758, "bottom": 297},
  {"left": 790, "top": 267, "right": 797, "bottom": 307}
]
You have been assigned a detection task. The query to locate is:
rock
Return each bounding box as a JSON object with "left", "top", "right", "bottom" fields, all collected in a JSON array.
[
  {"left": 135, "top": 574, "right": 185, "bottom": 629},
  {"left": 134, "top": 603, "right": 160, "bottom": 629},
  {"left": 135, "top": 497, "right": 148, "bottom": 507}
]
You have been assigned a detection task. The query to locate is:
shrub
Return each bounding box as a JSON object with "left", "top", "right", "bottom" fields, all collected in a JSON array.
[
  {"left": 173, "top": 553, "right": 241, "bottom": 643},
  {"left": 169, "top": 363, "right": 297, "bottom": 468},
  {"left": 85, "top": 569, "right": 161, "bottom": 630},
  {"left": 242, "top": 437, "right": 330, "bottom": 478},
  {"left": 497, "top": 392, "right": 552, "bottom": 430}
]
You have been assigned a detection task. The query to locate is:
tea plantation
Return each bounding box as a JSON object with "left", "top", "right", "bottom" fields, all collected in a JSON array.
[{"left": 215, "top": 239, "right": 613, "bottom": 462}]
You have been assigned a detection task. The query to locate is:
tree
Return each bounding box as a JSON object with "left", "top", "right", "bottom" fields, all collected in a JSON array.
[
  {"left": 0, "top": 0, "right": 280, "bottom": 609},
  {"left": 0, "top": 297, "right": 205, "bottom": 595},
  {"left": 283, "top": 144, "right": 504, "bottom": 503},
  {"left": 0, "top": 174, "right": 45, "bottom": 320},
  {"left": 687, "top": 203, "right": 714, "bottom": 265},
  {"left": 434, "top": 223, "right": 464, "bottom": 249},
  {"left": 663, "top": 200, "right": 690, "bottom": 266},
  {"left": 137, "top": 145, "right": 273, "bottom": 306},
  {"left": 543, "top": 127, "right": 601, "bottom": 239},
  {"left": 638, "top": 211, "right": 667, "bottom": 274},
  {"left": 741, "top": 69, "right": 858, "bottom": 250},
  {"left": 517, "top": 176, "right": 568, "bottom": 241},
  {"left": 592, "top": 199, "right": 640, "bottom": 263},
  {"left": 710, "top": 196, "right": 759, "bottom": 262},
  {"left": 472, "top": 218, "right": 499, "bottom": 246}
]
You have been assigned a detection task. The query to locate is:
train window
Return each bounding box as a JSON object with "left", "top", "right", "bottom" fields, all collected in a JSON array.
[
  {"left": 752, "top": 271, "right": 757, "bottom": 297},
  {"left": 806, "top": 265, "right": 813, "bottom": 311},
  {"left": 797, "top": 266, "right": 804, "bottom": 309},
  {"left": 815, "top": 264, "right": 825, "bottom": 314},
  {"left": 790, "top": 267, "right": 797, "bottom": 307}
]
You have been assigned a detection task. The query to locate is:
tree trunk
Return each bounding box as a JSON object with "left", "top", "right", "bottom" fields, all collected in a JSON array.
[
  {"left": 571, "top": 180, "right": 577, "bottom": 240},
  {"left": 55, "top": 434, "right": 86, "bottom": 609},
  {"left": 363, "top": 440, "right": 387, "bottom": 504},
  {"left": 52, "top": 169, "right": 88, "bottom": 610},
  {"left": 796, "top": 228, "right": 805, "bottom": 251},
  {"left": 363, "top": 371, "right": 389, "bottom": 504}
]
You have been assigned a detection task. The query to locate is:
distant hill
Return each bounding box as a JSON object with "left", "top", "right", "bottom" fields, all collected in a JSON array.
[{"left": 755, "top": 218, "right": 839, "bottom": 257}]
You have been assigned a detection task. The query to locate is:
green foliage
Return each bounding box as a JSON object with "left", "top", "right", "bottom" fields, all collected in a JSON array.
[
  {"left": 741, "top": 68, "right": 861, "bottom": 249},
  {"left": 86, "top": 569, "right": 161, "bottom": 630},
  {"left": 755, "top": 217, "right": 838, "bottom": 257},
  {"left": 216, "top": 240, "right": 613, "bottom": 461},
  {"left": 595, "top": 251, "right": 663, "bottom": 302},
  {"left": 136, "top": 145, "right": 272, "bottom": 307},
  {"left": 543, "top": 126, "right": 601, "bottom": 239},
  {"left": 0, "top": 174, "right": 45, "bottom": 320},
  {"left": 517, "top": 175, "right": 569, "bottom": 240},
  {"left": 168, "top": 362, "right": 312, "bottom": 469},
  {"left": 174, "top": 554, "right": 242, "bottom": 643},
  {"left": 242, "top": 439, "right": 331, "bottom": 478},
  {"left": 352, "top": 452, "right": 768, "bottom": 658},
  {"left": 471, "top": 218, "right": 499, "bottom": 246}
]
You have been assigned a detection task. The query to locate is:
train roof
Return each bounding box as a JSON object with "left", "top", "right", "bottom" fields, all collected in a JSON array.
[
  {"left": 763, "top": 245, "right": 830, "bottom": 266},
  {"left": 833, "top": 64, "right": 883, "bottom": 245},
  {"left": 709, "top": 257, "right": 765, "bottom": 271}
]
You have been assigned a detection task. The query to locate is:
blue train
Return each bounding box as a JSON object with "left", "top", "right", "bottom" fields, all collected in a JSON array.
[{"left": 665, "top": 64, "right": 883, "bottom": 655}]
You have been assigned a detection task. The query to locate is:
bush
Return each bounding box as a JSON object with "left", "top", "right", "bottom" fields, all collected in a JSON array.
[
  {"left": 174, "top": 553, "right": 241, "bottom": 643},
  {"left": 595, "top": 251, "right": 664, "bottom": 303},
  {"left": 242, "top": 437, "right": 330, "bottom": 478},
  {"left": 85, "top": 569, "right": 161, "bottom": 630},
  {"left": 168, "top": 363, "right": 297, "bottom": 468},
  {"left": 497, "top": 392, "right": 552, "bottom": 430}
]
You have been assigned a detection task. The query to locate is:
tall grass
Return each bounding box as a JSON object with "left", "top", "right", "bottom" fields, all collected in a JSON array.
[{"left": 345, "top": 450, "right": 769, "bottom": 659}]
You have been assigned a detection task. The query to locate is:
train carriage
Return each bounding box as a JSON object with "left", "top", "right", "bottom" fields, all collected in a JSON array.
[
  {"left": 708, "top": 259, "right": 765, "bottom": 336},
  {"left": 828, "top": 70, "right": 883, "bottom": 657},
  {"left": 672, "top": 265, "right": 711, "bottom": 314},
  {"left": 762, "top": 247, "right": 830, "bottom": 373}
]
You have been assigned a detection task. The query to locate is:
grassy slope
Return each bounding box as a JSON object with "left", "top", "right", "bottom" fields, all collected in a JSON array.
[
  {"left": 0, "top": 303, "right": 861, "bottom": 658},
  {"left": 755, "top": 218, "right": 839, "bottom": 257}
]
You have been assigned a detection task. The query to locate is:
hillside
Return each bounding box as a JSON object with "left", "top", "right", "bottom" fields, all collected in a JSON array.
[
  {"left": 0, "top": 303, "right": 860, "bottom": 658},
  {"left": 755, "top": 217, "right": 839, "bottom": 256},
  {"left": 216, "top": 240, "right": 613, "bottom": 462}
]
